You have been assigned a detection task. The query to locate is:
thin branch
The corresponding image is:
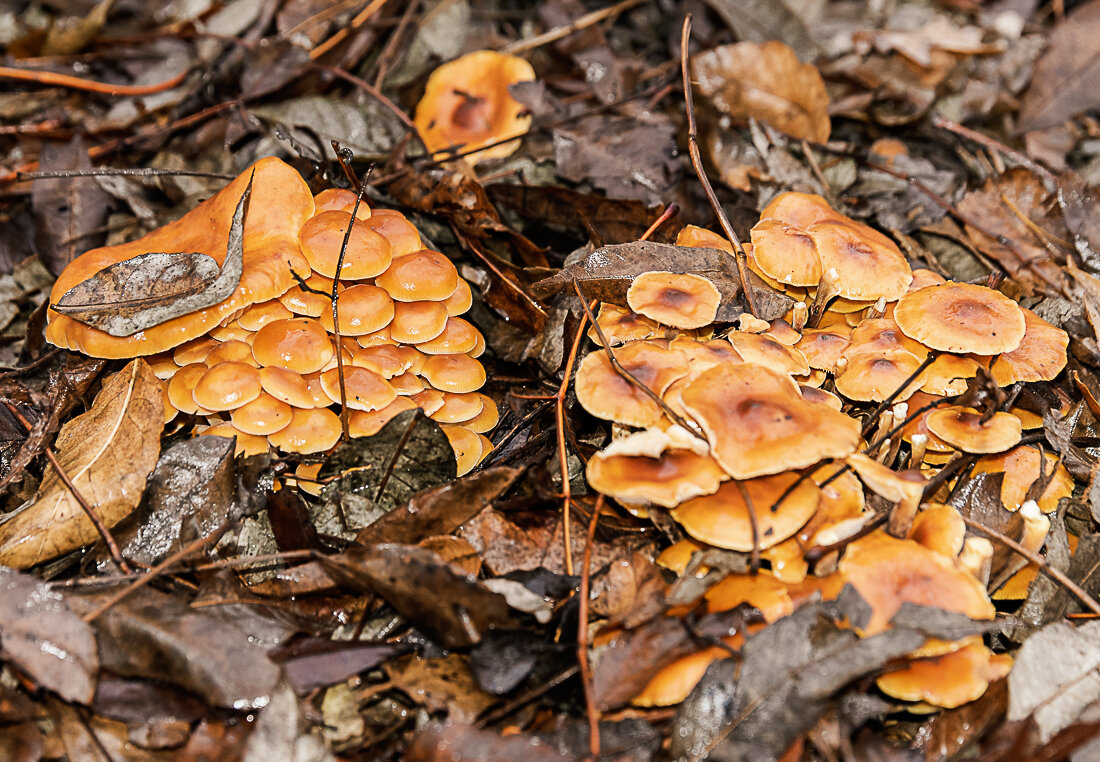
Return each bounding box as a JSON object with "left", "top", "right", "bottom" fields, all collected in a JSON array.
[
  {"left": 680, "top": 14, "right": 759, "bottom": 318},
  {"left": 0, "top": 64, "right": 189, "bottom": 95},
  {"left": 501, "top": 0, "right": 645, "bottom": 55},
  {"left": 577, "top": 495, "right": 603, "bottom": 760}
]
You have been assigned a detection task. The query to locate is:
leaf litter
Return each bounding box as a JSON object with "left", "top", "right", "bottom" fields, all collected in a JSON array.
[{"left": 5, "top": 0, "right": 1100, "bottom": 758}]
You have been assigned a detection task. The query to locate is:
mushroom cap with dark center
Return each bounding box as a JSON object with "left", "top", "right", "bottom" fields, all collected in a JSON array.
[
  {"left": 252, "top": 317, "right": 334, "bottom": 374},
  {"left": 680, "top": 363, "right": 860, "bottom": 479},
  {"left": 807, "top": 222, "right": 912, "bottom": 302},
  {"left": 298, "top": 210, "right": 392, "bottom": 281},
  {"left": 625, "top": 272, "right": 721, "bottom": 329},
  {"left": 834, "top": 350, "right": 925, "bottom": 402},
  {"left": 925, "top": 406, "right": 1022, "bottom": 454},
  {"left": 844, "top": 318, "right": 929, "bottom": 360},
  {"left": 575, "top": 341, "right": 691, "bottom": 428},
  {"left": 590, "top": 303, "right": 661, "bottom": 345},
  {"left": 672, "top": 471, "right": 821, "bottom": 551},
  {"left": 375, "top": 250, "right": 459, "bottom": 302},
  {"left": 588, "top": 445, "right": 725, "bottom": 509},
  {"left": 414, "top": 50, "right": 536, "bottom": 165},
  {"left": 796, "top": 326, "right": 851, "bottom": 371},
  {"left": 894, "top": 282, "right": 1026, "bottom": 355},
  {"left": 727, "top": 332, "right": 810, "bottom": 376}
]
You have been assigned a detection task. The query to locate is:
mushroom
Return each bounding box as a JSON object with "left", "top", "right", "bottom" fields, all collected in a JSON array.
[
  {"left": 972, "top": 445, "right": 1073, "bottom": 512},
  {"left": 893, "top": 282, "right": 1026, "bottom": 355},
  {"left": 626, "top": 272, "right": 721, "bottom": 329},
  {"left": 925, "top": 406, "right": 1022, "bottom": 454},
  {"left": 876, "top": 642, "right": 1012, "bottom": 708},
  {"left": 414, "top": 50, "right": 536, "bottom": 165}
]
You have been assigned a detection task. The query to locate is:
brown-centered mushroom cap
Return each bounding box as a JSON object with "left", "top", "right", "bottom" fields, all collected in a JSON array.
[
  {"left": 921, "top": 354, "right": 982, "bottom": 396},
  {"left": 893, "top": 282, "right": 1026, "bottom": 355},
  {"left": 590, "top": 303, "right": 661, "bottom": 345},
  {"left": 414, "top": 50, "right": 536, "bottom": 165},
  {"left": 252, "top": 317, "right": 334, "bottom": 374},
  {"left": 625, "top": 272, "right": 721, "bottom": 329},
  {"left": 575, "top": 341, "right": 690, "bottom": 428},
  {"left": 192, "top": 361, "right": 263, "bottom": 412},
  {"left": 749, "top": 219, "right": 822, "bottom": 286},
  {"left": 807, "top": 222, "right": 912, "bottom": 302},
  {"left": 318, "top": 284, "right": 395, "bottom": 336},
  {"left": 421, "top": 353, "right": 487, "bottom": 394},
  {"left": 298, "top": 210, "right": 392, "bottom": 281},
  {"left": 374, "top": 250, "right": 459, "bottom": 302},
  {"left": 681, "top": 363, "right": 860, "bottom": 479},
  {"left": 925, "top": 406, "right": 1022, "bottom": 454},
  {"left": 796, "top": 326, "right": 851, "bottom": 372},
  {"left": 727, "top": 332, "right": 810, "bottom": 376},
  {"left": 844, "top": 318, "right": 929, "bottom": 360},
  {"left": 834, "top": 350, "right": 925, "bottom": 403},
  {"left": 46, "top": 157, "right": 315, "bottom": 358}
]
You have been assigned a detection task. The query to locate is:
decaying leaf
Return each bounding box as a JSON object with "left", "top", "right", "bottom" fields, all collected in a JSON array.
[
  {"left": 52, "top": 175, "right": 252, "bottom": 337},
  {"left": 383, "top": 653, "right": 494, "bottom": 722},
  {"left": 692, "top": 41, "right": 830, "bottom": 144},
  {"left": 320, "top": 409, "right": 456, "bottom": 515},
  {"left": 320, "top": 544, "right": 523, "bottom": 648},
  {"left": 1017, "top": 0, "right": 1100, "bottom": 134},
  {"left": 31, "top": 137, "right": 110, "bottom": 278},
  {"left": 1008, "top": 619, "right": 1100, "bottom": 742},
  {"left": 0, "top": 567, "right": 98, "bottom": 704},
  {"left": 701, "top": 0, "right": 816, "bottom": 55},
  {"left": 531, "top": 241, "right": 793, "bottom": 321},
  {"left": 0, "top": 359, "right": 163, "bottom": 568},
  {"left": 407, "top": 722, "right": 572, "bottom": 762}
]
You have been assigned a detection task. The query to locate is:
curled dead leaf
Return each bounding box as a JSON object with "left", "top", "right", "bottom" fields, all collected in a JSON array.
[
  {"left": 0, "top": 359, "right": 163, "bottom": 568},
  {"left": 692, "top": 40, "right": 830, "bottom": 144}
]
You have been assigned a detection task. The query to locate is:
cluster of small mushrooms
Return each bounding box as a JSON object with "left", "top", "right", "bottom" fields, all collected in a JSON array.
[
  {"left": 580, "top": 192, "right": 1071, "bottom": 709},
  {"left": 45, "top": 158, "right": 497, "bottom": 479}
]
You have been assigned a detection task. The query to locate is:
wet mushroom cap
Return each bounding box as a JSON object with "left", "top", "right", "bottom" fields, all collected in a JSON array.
[
  {"left": 893, "top": 282, "right": 1026, "bottom": 355},
  {"left": 429, "top": 392, "right": 485, "bottom": 424},
  {"left": 199, "top": 423, "right": 270, "bottom": 457},
  {"left": 463, "top": 394, "right": 500, "bottom": 433},
  {"left": 279, "top": 273, "right": 336, "bottom": 318},
  {"left": 844, "top": 318, "right": 929, "bottom": 360},
  {"left": 374, "top": 250, "right": 459, "bottom": 302},
  {"left": 312, "top": 188, "right": 371, "bottom": 219},
  {"left": 442, "top": 278, "right": 474, "bottom": 316},
  {"left": 834, "top": 350, "right": 925, "bottom": 403},
  {"left": 415, "top": 317, "right": 481, "bottom": 355},
  {"left": 727, "top": 332, "right": 810, "bottom": 376},
  {"left": 259, "top": 366, "right": 318, "bottom": 409},
  {"left": 575, "top": 341, "right": 690, "bottom": 427},
  {"left": 625, "top": 272, "right": 721, "bottom": 330},
  {"left": 672, "top": 471, "right": 821, "bottom": 551},
  {"left": 351, "top": 344, "right": 414, "bottom": 377},
  {"left": 421, "top": 353, "right": 487, "bottom": 394},
  {"left": 759, "top": 192, "right": 844, "bottom": 230},
  {"left": 318, "top": 284, "right": 395, "bottom": 336},
  {"left": 876, "top": 642, "right": 1012, "bottom": 709},
  {"left": 973, "top": 445, "right": 1073, "bottom": 512},
  {"left": 796, "top": 326, "right": 851, "bottom": 371},
  {"left": 444, "top": 425, "right": 485, "bottom": 476},
  {"left": 191, "top": 362, "right": 263, "bottom": 412},
  {"left": 587, "top": 446, "right": 726, "bottom": 509},
  {"left": 925, "top": 406, "right": 1022, "bottom": 454},
  {"left": 252, "top": 317, "right": 334, "bottom": 374},
  {"left": 590, "top": 303, "right": 661, "bottom": 345},
  {"left": 390, "top": 301, "right": 450, "bottom": 344},
  {"left": 204, "top": 339, "right": 259, "bottom": 368},
  {"left": 167, "top": 363, "right": 211, "bottom": 415},
  {"left": 414, "top": 49, "right": 537, "bottom": 165},
  {"left": 230, "top": 392, "right": 293, "bottom": 435},
  {"left": 319, "top": 366, "right": 398, "bottom": 411},
  {"left": 267, "top": 407, "right": 343, "bottom": 454},
  {"left": 908, "top": 503, "right": 966, "bottom": 559},
  {"left": 237, "top": 299, "right": 294, "bottom": 331},
  {"left": 348, "top": 397, "right": 419, "bottom": 438},
  {"left": 298, "top": 210, "right": 393, "bottom": 281}
]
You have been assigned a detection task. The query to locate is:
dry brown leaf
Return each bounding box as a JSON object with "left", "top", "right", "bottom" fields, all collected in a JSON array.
[
  {"left": 0, "top": 359, "right": 163, "bottom": 568},
  {"left": 1017, "top": 0, "right": 1100, "bottom": 134},
  {"left": 692, "top": 40, "right": 830, "bottom": 144}
]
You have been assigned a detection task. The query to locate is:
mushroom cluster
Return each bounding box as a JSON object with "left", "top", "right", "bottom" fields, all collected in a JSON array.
[
  {"left": 45, "top": 158, "right": 497, "bottom": 475},
  {"left": 579, "top": 191, "right": 1071, "bottom": 710}
]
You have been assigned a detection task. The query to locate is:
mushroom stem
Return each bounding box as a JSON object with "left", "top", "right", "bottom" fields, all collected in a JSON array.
[
  {"left": 887, "top": 493, "right": 922, "bottom": 538},
  {"left": 865, "top": 296, "right": 887, "bottom": 320},
  {"left": 990, "top": 499, "right": 1050, "bottom": 592},
  {"left": 791, "top": 301, "right": 808, "bottom": 332},
  {"left": 909, "top": 433, "right": 928, "bottom": 469},
  {"left": 958, "top": 537, "right": 994, "bottom": 586}
]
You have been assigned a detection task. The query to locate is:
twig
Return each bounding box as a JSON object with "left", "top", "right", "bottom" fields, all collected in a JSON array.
[
  {"left": 577, "top": 495, "right": 603, "bottom": 760},
  {"left": 18, "top": 168, "right": 236, "bottom": 181},
  {"left": 640, "top": 202, "right": 679, "bottom": 241},
  {"left": 680, "top": 15, "right": 759, "bottom": 318},
  {"left": 0, "top": 64, "right": 189, "bottom": 96},
  {"left": 308, "top": 0, "right": 390, "bottom": 60},
  {"left": 371, "top": 0, "right": 421, "bottom": 89},
  {"left": 3, "top": 402, "right": 132, "bottom": 575},
  {"left": 931, "top": 115, "right": 1056, "bottom": 186},
  {"left": 858, "top": 353, "right": 937, "bottom": 437},
  {"left": 959, "top": 515, "right": 1100, "bottom": 616},
  {"left": 735, "top": 480, "right": 761, "bottom": 574},
  {"left": 501, "top": 0, "right": 645, "bottom": 55},
  {"left": 308, "top": 62, "right": 418, "bottom": 132}
]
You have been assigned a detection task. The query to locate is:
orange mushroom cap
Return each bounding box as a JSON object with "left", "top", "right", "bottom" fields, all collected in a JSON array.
[
  {"left": 313, "top": 188, "right": 371, "bottom": 219},
  {"left": 807, "top": 222, "right": 912, "bottom": 302},
  {"left": 589, "top": 303, "right": 661, "bottom": 345},
  {"left": 230, "top": 392, "right": 294, "bottom": 435},
  {"left": 46, "top": 157, "right": 314, "bottom": 358},
  {"left": 985, "top": 307, "right": 1068, "bottom": 385},
  {"left": 298, "top": 210, "right": 392, "bottom": 281},
  {"left": 320, "top": 366, "right": 398, "bottom": 412},
  {"left": 443, "top": 425, "right": 485, "bottom": 476},
  {"left": 749, "top": 219, "right": 821, "bottom": 286},
  {"left": 390, "top": 301, "right": 449, "bottom": 344},
  {"left": 973, "top": 445, "right": 1074, "bottom": 512},
  {"left": 759, "top": 192, "right": 844, "bottom": 230},
  {"left": 925, "top": 406, "right": 1022, "bottom": 454},
  {"left": 681, "top": 363, "right": 860, "bottom": 479},
  {"left": 726, "top": 332, "right": 810, "bottom": 376},
  {"left": 893, "top": 282, "right": 1026, "bottom": 355},
  {"left": 192, "top": 361, "right": 263, "bottom": 412},
  {"left": 348, "top": 397, "right": 419, "bottom": 438},
  {"left": 574, "top": 341, "right": 690, "bottom": 428},
  {"left": 252, "top": 317, "right": 334, "bottom": 374},
  {"left": 876, "top": 642, "right": 1012, "bottom": 708},
  {"left": 625, "top": 272, "right": 721, "bottom": 329},
  {"left": 834, "top": 350, "right": 925, "bottom": 403},
  {"left": 421, "top": 354, "right": 487, "bottom": 394},
  {"left": 374, "top": 250, "right": 459, "bottom": 302},
  {"left": 414, "top": 50, "right": 536, "bottom": 165},
  {"left": 318, "top": 284, "right": 395, "bottom": 337},
  {"left": 267, "top": 407, "right": 342, "bottom": 454}
]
